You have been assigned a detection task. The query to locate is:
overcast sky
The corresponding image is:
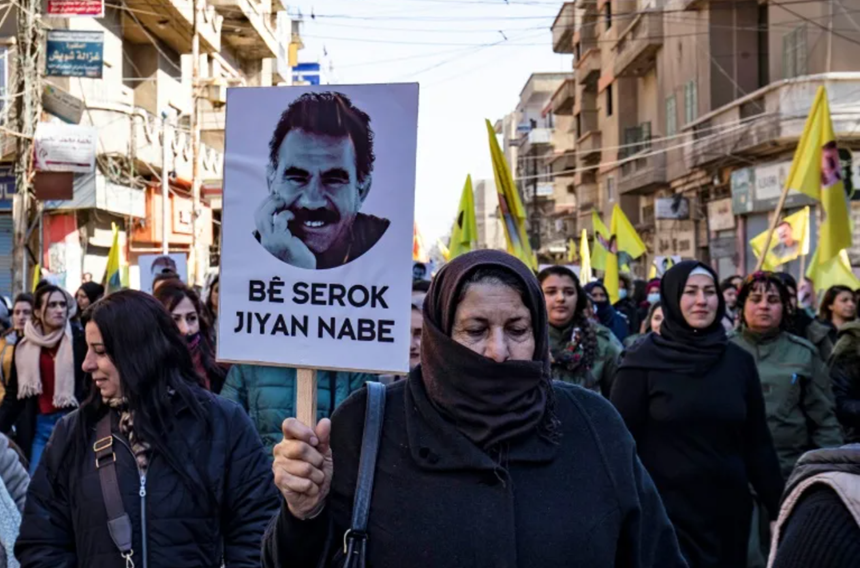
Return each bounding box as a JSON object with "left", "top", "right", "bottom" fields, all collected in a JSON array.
[{"left": 291, "top": 0, "right": 571, "bottom": 245}]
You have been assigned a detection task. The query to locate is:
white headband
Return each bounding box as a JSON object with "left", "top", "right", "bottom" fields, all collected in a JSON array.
[{"left": 688, "top": 267, "right": 714, "bottom": 281}]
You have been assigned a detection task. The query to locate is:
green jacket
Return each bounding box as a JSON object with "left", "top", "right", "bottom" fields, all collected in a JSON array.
[
  {"left": 549, "top": 322, "right": 622, "bottom": 397},
  {"left": 805, "top": 318, "right": 837, "bottom": 362},
  {"left": 221, "top": 364, "right": 374, "bottom": 459},
  {"left": 730, "top": 328, "right": 843, "bottom": 479}
]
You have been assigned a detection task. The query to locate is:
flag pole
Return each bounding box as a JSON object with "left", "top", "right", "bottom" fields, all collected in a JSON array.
[{"left": 754, "top": 183, "right": 791, "bottom": 272}]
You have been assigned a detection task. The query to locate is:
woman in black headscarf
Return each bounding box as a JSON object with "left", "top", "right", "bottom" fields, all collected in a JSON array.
[
  {"left": 584, "top": 281, "right": 629, "bottom": 342},
  {"left": 611, "top": 260, "right": 783, "bottom": 568},
  {"left": 262, "top": 250, "right": 686, "bottom": 568}
]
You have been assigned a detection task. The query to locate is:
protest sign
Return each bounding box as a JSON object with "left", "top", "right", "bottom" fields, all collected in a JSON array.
[
  {"left": 137, "top": 253, "right": 188, "bottom": 294},
  {"left": 46, "top": 31, "right": 103, "bottom": 78},
  {"left": 218, "top": 84, "right": 419, "bottom": 376},
  {"left": 34, "top": 122, "right": 97, "bottom": 173}
]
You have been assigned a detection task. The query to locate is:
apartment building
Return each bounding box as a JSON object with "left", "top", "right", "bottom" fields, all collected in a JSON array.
[
  {"left": 473, "top": 177, "right": 506, "bottom": 251},
  {"left": 552, "top": 0, "right": 860, "bottom": 280},
  {"left": 0, "top": 0, "right": 294, "bottom": 295},
  {"left": 496, "top": 72, "right": 576, "bottom": 263}
]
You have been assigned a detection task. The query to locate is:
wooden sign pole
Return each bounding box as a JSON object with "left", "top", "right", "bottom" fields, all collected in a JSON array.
[{"left": 296, "top": 368, "right": 318, "bottom": 427}]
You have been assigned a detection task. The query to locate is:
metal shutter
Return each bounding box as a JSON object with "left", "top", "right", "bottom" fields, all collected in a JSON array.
[{"left": 0, "top": 215, "right": 12, "bottom": 300}]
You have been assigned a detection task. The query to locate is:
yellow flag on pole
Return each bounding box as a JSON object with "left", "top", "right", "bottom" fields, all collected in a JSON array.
[
  {"left": 485, "top": 119, "right": 537, "bottom": 270},
  {"left": 783, "top": 86, "right": 852, "bottom": 263},
  {"left": 438, "top": 239, "right": 451, "bottom": 262},
  {"left": 611, "top": 204, "right": 647, "bottom": 259},
  {"left": 448, "top": 175, "right": 478, "bottom": 260},
  {"left": 591, "top": 211, "right": 610, "bottom": 270},
  {"left": 579, "top": 229, "right": 592, "bottom": 283},
  {"left": 750, "top": 207, "right": 811, "bottom": 270},
  {"left": 31, "top": 264, "right": 41, "bottom": 293},
  {"left": 806, "top": 247, "right": 860, "bottom": 292},
  {"left": 104, "top": 223, "right": 123, "bottom": 295}
]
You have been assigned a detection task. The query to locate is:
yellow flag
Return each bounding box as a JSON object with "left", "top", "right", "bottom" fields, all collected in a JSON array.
[
  {"left": 611, "top": 204, "right": 646, "bottom": 258},
  {"left": 567, "top": 238, "right": 576, "bottom": 263},
  {"left": 591, "top": 211, "right": 610, "bottom": 270},
  {"left": 449, "top": 175, "right": 478, "bottom": 260},
  {"left": 750, "top": 207, "right": 810, "bottom": 270},
  {"left": 648, "top": 262, "right": 657, "bottom": 279},
  {"left": 784, "top": 86, "right": 851, "bottom": 263},
  {"left": 485, "top": 119, "right": 537, "bottom": 270},
  {"left": 104, "top": 223, "right": 123, "bottom": 294},
  {"left": 31, "top": 264, "right": 41, "bottom": 293},
  {"left": 579, "top": 229, "right": 592, "bottom": 283},
  {"left": 806, "top": 247, "right": 860, "bottom": 292},
  {"left": 438, "top": 239, "right": 450, "bottom": 262}
]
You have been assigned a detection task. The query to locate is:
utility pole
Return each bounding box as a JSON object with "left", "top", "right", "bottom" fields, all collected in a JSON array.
[
  {"left": 162, "top": 110, "right": 172, "bottom": 255},
  {"left": 12, "top": 0, "right": 43, "bottom": 294},
  {"left": 190, "top": 0, "right": 203, "bottom": 286}
]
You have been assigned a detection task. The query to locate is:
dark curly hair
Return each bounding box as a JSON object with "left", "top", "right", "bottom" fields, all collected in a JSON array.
[
  {"left": 268, "top": 92, "right": 375, "bottom": 184},
  {"left": 738, "top": 271, "right": 793, "bottom": 332}
]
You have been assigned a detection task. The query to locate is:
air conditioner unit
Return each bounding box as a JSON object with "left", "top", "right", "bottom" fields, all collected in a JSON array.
[{"left": 206, "top": 85, "right": 227, "bottom": 106}]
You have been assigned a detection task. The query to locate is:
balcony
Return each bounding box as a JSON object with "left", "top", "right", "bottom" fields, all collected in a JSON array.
[
  {"left": 211, "top": 0, "right": 280, "bottom": 60},
  {"left": 575, "top": 48, "right": 601, "bottom": 86},
  {"left": 687, "top": 74, "right": 860, "bottom": 167},
  {"left": 613, "top": 10, "right": 663, "bottom": 78},
  {"left": 548, "top": 149, "right": 577, "bottom": 174},
  {"left": 552, "top": 2, "right": 576, "bottom": 54},
  {"left": 680, "top": 0, "right": 705, "bottom": 9},
  {"left": 518, "top": 127, "right": 553, "bottom": 155},
  {"left": 122, "top": 0, "right": 222, "bottom": 54},
  {"left": 550, "top": 79, "right": 576, "bottom": 115},
  {"left": 618, "top": 150, "right": 667, "bottom": 194},
  {"left": 577, "top": 182, "right": 598, "bottom": 213}
]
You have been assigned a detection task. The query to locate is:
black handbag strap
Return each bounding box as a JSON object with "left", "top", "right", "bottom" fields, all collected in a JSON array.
[
  {"left": 343, "top": 381, "right": 386, "bottom": 567},
  {"left": 94, "top": 414, "right": 136, "bottom": 567}
]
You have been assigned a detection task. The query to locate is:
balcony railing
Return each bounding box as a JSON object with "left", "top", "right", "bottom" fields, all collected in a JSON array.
[
  {"left": 211, "top": 0, "right": 280, "bottom": 60},
  {"left": 123, "top": 0, "right": 222, "bottom": 53},
  {"left": 618, "top": 147, "right": 667, "bottom": 195},
  {"left": 518, "top": 127, "right": 554, "bottom": 155},
  {"left": 575, "top": 47, "right": 601, "bottom": 86},
  {"left": 613, "top": 10, "right": 663, "bottom": 78},
  {"left": 552, "top": 2, "right": 576, "bottom": 54},
  {"left": 550, "top": 79, "right": 576, "bottom": 115},
  {"left": 687, "top": 74, "right": 860, "bottom": 167},
  {"left": 577, "top": 182, "right": 598, "bottom": 212}
]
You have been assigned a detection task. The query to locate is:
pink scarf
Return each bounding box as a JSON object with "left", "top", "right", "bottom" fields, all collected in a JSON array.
[{"left": 14, "top": 295, "right": 78, "bottom": 408}]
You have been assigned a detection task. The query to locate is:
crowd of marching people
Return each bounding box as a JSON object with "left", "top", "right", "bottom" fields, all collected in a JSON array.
[{"left": 0, "top": 254, "right": 857, "bottom": 567}]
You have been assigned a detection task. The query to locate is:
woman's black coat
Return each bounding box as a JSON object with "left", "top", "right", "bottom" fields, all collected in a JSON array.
[
  {"left": 15, "top": 390, "right": 280, "bottom": 567},
  {"left": 262, "top": 378, "right": 687, "bottom": 568},
  {"left": 0, "top": 326, "right": 88, "bottom": 459}
]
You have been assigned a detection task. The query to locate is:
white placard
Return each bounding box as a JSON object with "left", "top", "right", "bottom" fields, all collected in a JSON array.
[
  {"left": 34, "top": 122, "right": 96, "bottom": 173},
  {"left": 137, "top": 253, "right": 188, "bottom": 294},
  {"left": 218, "top": 84, "right": 419, "bottom": 374}
]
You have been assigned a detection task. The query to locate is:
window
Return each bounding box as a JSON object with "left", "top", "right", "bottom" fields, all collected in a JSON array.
[
  {"left": 607, "top": 176, "right": 616, "bottom": 203},
  {"left": 604, "top": 2, "right": 612, "bottom": 30},
  {"left": 606, "top": 84, "right": 613, "bottom": 117},
  {"left": 684, "top": 80, "right": 698, "bottom": 124},
  {"left": 783, "top": 25, "right": 807, "bottom": 79},
  {"left": 666, "top": 95, "right": 677, "bottom": 137},
  {"left": 576, "top": 113, "right": 582, "bottom": 139}
]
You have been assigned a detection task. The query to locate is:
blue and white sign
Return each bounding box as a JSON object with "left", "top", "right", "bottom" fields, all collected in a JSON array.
[
  {"left": 0, "top": 166, "right": 16, "bottom": 211},
  {"left": 46, "top": 31, "right": 103, "bottom": 78}
]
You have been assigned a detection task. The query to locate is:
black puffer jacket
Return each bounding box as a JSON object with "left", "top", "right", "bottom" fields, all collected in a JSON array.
[
  {"left": 829, "top": 322, "right": 860, "bottom": 443},
  {"left": 15, "top": 389, "right": 279, "bottom": 567}
]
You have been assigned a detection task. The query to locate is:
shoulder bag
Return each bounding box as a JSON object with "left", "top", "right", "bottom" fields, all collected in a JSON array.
[
  {"left": 342, "top": 381, "right": 386, "bottom": 568},
  {"left": 93, "top": 413, "right": 136, "bottom": 568}
]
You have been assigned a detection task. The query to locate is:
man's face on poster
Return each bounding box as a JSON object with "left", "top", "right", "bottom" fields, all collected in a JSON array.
[
  {"left": 267, "top": 129, "right": 366, "bottom": 255},
  {"left": 776, "top": 223, "right": 794, "bottom": 246}
]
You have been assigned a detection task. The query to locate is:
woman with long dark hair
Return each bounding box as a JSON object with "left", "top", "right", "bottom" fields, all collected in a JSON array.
[
  {"left": 262, "top": 250, "right": 686, "bottom": 567},
  {"left": 15, "top": 290, "right": 277, "bottom": 567},
  {"left": 0, "top": 285, "right": 87, "bottom": 475},
  {"left": 611, "top": 261, "right": 783, "bottom": 568},
  {"left": 155, "top": 280, "right": 227, "bottom": 393},
  {"left": 807, "top": 284, "right": 857, "bottom": 361},
  {"left": 538, "top": 266, "right": 621, "bottom": 397}
]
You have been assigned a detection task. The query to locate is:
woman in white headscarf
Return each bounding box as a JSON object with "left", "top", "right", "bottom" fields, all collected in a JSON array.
[{"left": 0, "top": 285, "right": 88, "bottom": 475}]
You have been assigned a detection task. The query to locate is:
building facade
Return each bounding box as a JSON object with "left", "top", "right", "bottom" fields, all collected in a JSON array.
[{"left": 550, "top": 0, "right": 860, "bottom": 280}]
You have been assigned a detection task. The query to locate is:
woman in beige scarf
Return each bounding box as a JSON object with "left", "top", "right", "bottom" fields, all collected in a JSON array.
[{"left": 0, "top": 284, "right": 87, "bottom": 475}]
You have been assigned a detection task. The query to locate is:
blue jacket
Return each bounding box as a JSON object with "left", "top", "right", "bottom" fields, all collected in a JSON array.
[{"left": 221, "top": 364, "right": 374, "bottom": 458}]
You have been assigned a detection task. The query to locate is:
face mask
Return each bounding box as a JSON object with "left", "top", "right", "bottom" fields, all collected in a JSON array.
[
  {"left": 618, "top": 289, "right": 628, "bottom": 300},
  {"left": 647, "top": 292, "right": 660, "bottom": 304}
]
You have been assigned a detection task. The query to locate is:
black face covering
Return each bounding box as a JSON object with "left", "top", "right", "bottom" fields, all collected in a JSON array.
[
  {"left": 620, "top": 260, "right": 727, "bottom": 375},
  {"left": 414, "top": 249, "right": 556, "bottom": 450}
]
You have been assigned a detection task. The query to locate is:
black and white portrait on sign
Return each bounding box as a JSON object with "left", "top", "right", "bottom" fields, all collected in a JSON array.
[
  {"left": 219, "top": 84, "right": 418, "bottom": 374},
  {"left": 254, "top": 92, "right": 390, "bottom": 269}
]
